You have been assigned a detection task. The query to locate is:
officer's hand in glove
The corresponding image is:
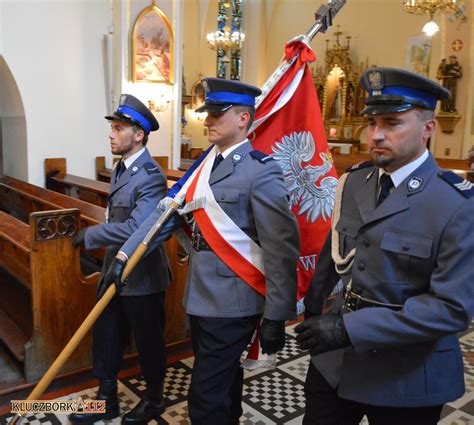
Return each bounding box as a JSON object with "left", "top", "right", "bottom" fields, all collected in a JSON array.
[
  {"left": 98, "top": 257, "right": 127, "bottom": 299},
  {"left": 304, "top": 307, "right": 318, "bottom": 320},
  {"left": 72, "top": 228, "right": 87, "bottom": 248},
  {"left": 260, "top": 318, "right": 286, "bottom": 354},
  {"left": 295, "top": 314, "right": 350, "bottom": 355}
]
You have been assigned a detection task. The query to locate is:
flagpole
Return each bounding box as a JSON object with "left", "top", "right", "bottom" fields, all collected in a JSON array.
[{"left": 257, "top": 1, "right": 346, "bottom": 107}]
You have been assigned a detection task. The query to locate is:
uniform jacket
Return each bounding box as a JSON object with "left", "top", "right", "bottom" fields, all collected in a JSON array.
[
  {"left": 121, "top": 141, "right": 300, "bottom": 320},
  {"left": 305, "top": 154, "right": 474, "bottom": 407},
  {"left": 84, "top": 148, "right": 170, "bottom": 296}
]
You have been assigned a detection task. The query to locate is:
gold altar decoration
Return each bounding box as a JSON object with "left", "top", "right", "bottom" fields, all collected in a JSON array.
[{"left": 313, "top": 29, "right": 370, "bottom": 141}]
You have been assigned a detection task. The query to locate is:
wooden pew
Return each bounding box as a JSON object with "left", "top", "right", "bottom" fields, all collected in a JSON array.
[
  {"left": 435, "top": 158, "right": 470, "bottom": 178},
  {"left": 95, "top": 156, "right": 108, "bottom": 182},
  {"left": 330, "top": 152, "right": 470, "bottom": 178},
  {"left": 1, "top": 174, "right": 187, "bottom": 375},
  {"left": 0, "top": 207, "right": 98, "bottom": 382},
  {"left": 46, "top": 158, "right": 110, "bottom": 207},
  {"left": 0, "top": 175, "right": 106, "bottom": 266},
  {"left": 96, "top": 155, "right": 172, "bottom": 183},
  {"left": 331, "top": 152, "right": 372, "bottom": 176},
  {"left": 41, "top": 168, "right": 189, "bottom": 345}
]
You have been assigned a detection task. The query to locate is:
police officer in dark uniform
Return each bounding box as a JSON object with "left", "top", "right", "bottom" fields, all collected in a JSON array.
[
  {"left": 69, "top": 94, "right": 170, "bottom": 424},
  {"left": 104, "top": 78, "right": 300, "bottom": 424},
  {"left": 295, "top": 68, "right": 474, "bottom": 424}
]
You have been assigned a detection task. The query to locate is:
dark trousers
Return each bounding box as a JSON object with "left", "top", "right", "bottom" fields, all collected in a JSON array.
[
  {"left": 303, "top": 362, "right": 443, "bottom": 425},
  {"left": 92, "top": 292, "right": 167, "bottom": 399},
  {"left": 188, "top": 314, "right": 260, "bottom": 425}
]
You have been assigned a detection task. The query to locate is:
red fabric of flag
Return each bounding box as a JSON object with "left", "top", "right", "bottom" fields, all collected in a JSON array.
[{"left": 250, "top": 41, "right": 338, "bottom": 301}]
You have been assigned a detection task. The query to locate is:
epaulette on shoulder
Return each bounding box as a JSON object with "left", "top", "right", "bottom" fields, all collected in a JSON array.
[
  {"left": 345, "top": 160, "right": 374, "bottom": 173},
  {"left": 438, "top": 171, "right": 474, "bottom": 198},
  {"left": 249, "top": 150, "right": 274, "bottom": 164},
  {"left": 143, "top": 162, "right": 160, "bottom": 175}
]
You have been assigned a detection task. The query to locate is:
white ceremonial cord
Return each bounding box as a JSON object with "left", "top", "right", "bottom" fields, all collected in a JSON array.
[{"left": 331, "top": 172, "right": 356, "bottom": 275}]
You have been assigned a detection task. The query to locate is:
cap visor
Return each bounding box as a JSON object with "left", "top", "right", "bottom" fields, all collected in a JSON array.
[
  {"left": 360, "top": 103, "right": 415, "bottom": 115},
  {"left": 195, "top": 103, "right": 233, "bottom": 113},
  {"left": 104, "top": 113, "right": 126, "bottom": 121}
]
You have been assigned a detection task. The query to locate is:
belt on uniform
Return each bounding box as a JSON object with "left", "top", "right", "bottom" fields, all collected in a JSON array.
[
  {"left": 191, "top": 230, "right": 211, "bottom": 251},
  {"left": 344, "top": 290, "right": 403, "bottom": 312}
]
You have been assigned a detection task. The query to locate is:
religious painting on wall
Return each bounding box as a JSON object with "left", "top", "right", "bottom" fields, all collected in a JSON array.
[
  {"left": 132, "top": 4, "right": 174, "bottom": 83},
  {"left": 191, "top": 80, "right": 206, "bottom": 110},
  {"left": 405, "top": 34, "right": 431, "bottom": 77}
]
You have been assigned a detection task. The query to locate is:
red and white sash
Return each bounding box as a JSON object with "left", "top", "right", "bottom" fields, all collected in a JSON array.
[{"left": 185, "top": 144, "right": 266, "bottom": 296}]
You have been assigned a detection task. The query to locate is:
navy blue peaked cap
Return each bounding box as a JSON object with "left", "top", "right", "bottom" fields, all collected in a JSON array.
[
  {"left": 195, "top": 78, "right": 262, "bottom": 113},
  {"left": 360, "top": 67, "right": 449, "bottom": 115},
  {"left": 105, "top": 94, "right": 159, "bottom": 133}
]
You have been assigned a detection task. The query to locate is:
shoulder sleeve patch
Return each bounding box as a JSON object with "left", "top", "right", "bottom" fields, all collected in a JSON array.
[
  {"left": 249, "top": 150, "right": 274, "bottom": 163},
  {"left": 143, "top": 162, "right": 160, "bottom": 175},
  {"left": 345, "top": 160, "right": 374, "bottom": 173},
  {"left": 439, "top": 171, "right": 474, "bottom": 198}
]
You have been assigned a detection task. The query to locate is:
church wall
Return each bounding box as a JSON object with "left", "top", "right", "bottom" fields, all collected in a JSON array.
[
  {"left": 0, "top": 0, "right": 112, "bottom": 185},
  {"left": 119, "top": 0, "right": 178, "bottom": 167},
  {"left": 0, "top": 56, "right": 27, "bottom": 180},
  {"left": 265, "top": 0, "right": 442, "bottom": 79},
  {"left": 181, "top": 0, "right": 218, "bottom": 151},
  {"left": 2, "top": 116, "right": 28, "bottom": 180}
]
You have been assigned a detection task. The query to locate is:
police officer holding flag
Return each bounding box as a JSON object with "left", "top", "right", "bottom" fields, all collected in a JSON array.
[{"left": 104, "top": 78, "right": 300, "bottom": 424}]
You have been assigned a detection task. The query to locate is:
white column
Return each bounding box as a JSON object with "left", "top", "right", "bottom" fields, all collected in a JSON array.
[{"left": 172, "top": 0, "right": 184, "bottom": 169}]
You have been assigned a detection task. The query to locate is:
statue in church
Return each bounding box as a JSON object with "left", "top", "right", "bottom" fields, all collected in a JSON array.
[
  {"left": 437, "top": 55, "right": 462, "bottom": 113},
  {"left": 329, "top": 78, "right": 343, "bottom": 120}
]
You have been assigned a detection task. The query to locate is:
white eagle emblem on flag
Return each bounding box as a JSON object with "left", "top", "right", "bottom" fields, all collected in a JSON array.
[{"left": 272, "top": 131, "right": 338, "bottom": 223}]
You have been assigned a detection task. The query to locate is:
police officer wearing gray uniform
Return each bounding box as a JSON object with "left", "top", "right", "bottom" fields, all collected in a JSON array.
[
  {"left": 295, "top": 68, "right": 474, "bottom": 424},
  {"left": 106, "top": 78, "right": 300, "bottom": 424},
  {"left": 70, "top": 94, "right": 170, "bottom": 424}
]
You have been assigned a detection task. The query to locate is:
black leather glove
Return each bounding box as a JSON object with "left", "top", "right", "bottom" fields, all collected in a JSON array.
[
  {"left": 295, "top": 314, "right": 350, "bottom": 355},
  {"left": 72, "top": 227, "right": 87, "bottom": 248},
  {"left": 304, "top": 308, "right": 318, "bottom": 320},
  {"left": 98, "top": 258, "right": 127, "bottom": 299},
  {"left": 259, "top": 318, "right": 286, "bottom": 355}
]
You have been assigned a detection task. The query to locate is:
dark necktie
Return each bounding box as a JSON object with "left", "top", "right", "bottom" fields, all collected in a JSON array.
[
  {"left": 211, "top": 154, "right": 224, "bottom": 173},
  {"left": 377, "top": 173, "right": 394, "bottom": 206},
  {"left": 115, "top": 161, "right": 125, "bottom": 183}
]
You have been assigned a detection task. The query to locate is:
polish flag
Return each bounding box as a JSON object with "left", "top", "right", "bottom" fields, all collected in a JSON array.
[{"left": 250, "top": 40, "right": 338, "bottom": 303}]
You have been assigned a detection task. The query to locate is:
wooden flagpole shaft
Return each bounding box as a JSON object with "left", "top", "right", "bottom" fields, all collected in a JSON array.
[{"left": 8, "top": 200, "right": 183, "bottom": 425}]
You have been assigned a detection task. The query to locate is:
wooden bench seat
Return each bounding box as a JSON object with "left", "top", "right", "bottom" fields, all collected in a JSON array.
[
  {"left": 48, "top": 172, "right": 110, "bottom": 207},
  {"left": 96, "top": 155, "right": 171, "bottom": 182},
  {"left": 0, "top": 308, "right": 28, "bottom": 362},
  {"left": 0, "top": 205, "right": 99, "bottom": 381},
  {"left": 43, "top": 168, "right": 189, "bottom": 346},
  {"left": 330, "top": 152, "right": 470, "bottom": 178},
  {"left": 0, "top": 211, "right": 31, "bottom": 289},
  {"left": 331, "top": 152, "right": 372, "bottom": 176},
  {"left": 0, "top": 268, "right": 32, "bottom": 361}
]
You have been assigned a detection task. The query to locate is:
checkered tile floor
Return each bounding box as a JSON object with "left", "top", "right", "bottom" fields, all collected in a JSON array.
[{"left": 2, "top": 323, "right": 473, "bottom": 424}]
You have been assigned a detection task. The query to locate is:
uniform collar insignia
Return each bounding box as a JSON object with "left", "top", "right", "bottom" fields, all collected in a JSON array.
[
  {"left": 407, "top": 176, "right": 423, "bottom": 192},
  {"left": 232, "top": 152, "right": 242, "bottom": 163}
]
